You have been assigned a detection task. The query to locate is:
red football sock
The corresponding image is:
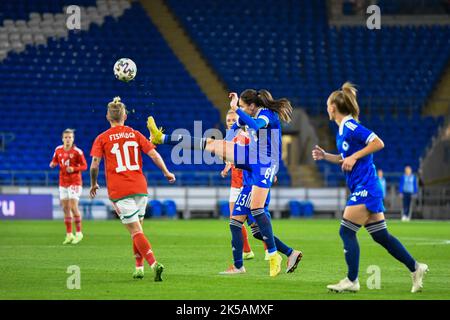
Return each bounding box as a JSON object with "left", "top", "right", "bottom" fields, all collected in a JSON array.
[
  {"left": 263, "top": 241, "right": 268, "bottom": 251},
  {"left": 242, "top": 226, "right": 252, "bottom": 253},
  {"left": 64, "top": 217, "right": 73, "bottom": 234},
  {"left": 74, "top": 216, "right": 82, "bottom": 233},
  {"left": 132, "top": 232, "right": 156, "bottom": 267},
  {"left": 133, "top": 242, "right": 144, "bottom": 268}
]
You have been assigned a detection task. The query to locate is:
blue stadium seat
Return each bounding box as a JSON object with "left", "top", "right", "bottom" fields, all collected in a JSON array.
[
  {"left": 1, "top": 2, "right": 290, "bottom": 186},
  {"left": 148, "top": 199, "right": 163, "bottom": 218},
  {"left": 218, "top": 200, "right": 230, "bottom": 218},
  {"left": 162, "top": 200, "right": 177, "bottom": 218}
]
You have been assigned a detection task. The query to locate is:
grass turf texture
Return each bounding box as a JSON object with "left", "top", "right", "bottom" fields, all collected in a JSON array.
[{"left": 0, "top": 219, "right": 449, "bottom": 300}]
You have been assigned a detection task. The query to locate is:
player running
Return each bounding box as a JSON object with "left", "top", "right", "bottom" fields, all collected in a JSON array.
[
  {"left": 147, "top": 89, "right": 302, "bottom": 277},
  {"left": 89, "top": 97, "right": 175, "bottom": 281},
  {"left": 50, "top": 128, "right": 87, "bottom": 245},
  {"left": 221, "top": 109, "right": 255, "bottom": 260},
  {"left": 312, "top": 82, "right": 428, "bottom": 293}
]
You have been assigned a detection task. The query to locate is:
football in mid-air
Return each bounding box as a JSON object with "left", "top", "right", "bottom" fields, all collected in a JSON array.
[{"left": 113, "top": 58, "right": 137, "bottom": 82}]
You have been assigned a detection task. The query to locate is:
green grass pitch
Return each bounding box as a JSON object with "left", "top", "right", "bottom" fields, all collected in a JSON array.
[{"left": 1, "top": 219, "right": 449, "bottom": 300}]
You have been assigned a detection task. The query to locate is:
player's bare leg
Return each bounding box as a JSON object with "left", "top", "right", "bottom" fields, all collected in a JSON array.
[
  {"left": 62, "top": 200, "right": 74, "bottom": 244},
  {"left": 70, "top": 199, "right": 83, "bottom": 244}
]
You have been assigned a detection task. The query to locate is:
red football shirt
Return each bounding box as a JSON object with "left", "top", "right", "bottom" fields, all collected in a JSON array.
[
  {"left": 230, "top": 130, "right": 250, "bottom": 188},
  {"left": 90, "top": 125, "right": 155, "bottom": 201},
  {"left": 51, "top": 145, "right": 87, "bottom": 187}
]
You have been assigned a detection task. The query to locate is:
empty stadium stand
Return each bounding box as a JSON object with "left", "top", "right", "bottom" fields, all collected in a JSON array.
[
  {"left": 0, "top": 0, "right": 291, "bottom": 187},
  {"left": 167, "top": 0, "right": 449, "bottom": 185}
]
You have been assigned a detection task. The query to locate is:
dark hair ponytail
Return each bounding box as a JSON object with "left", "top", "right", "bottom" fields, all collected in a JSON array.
[{"left": 240, "top": 89, "right": 293, "bottom": 123}]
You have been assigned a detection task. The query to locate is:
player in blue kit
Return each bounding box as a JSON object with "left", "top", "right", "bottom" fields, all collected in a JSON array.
[
  {"left": 312, "top": 82, "right": 428, "bottom": 293},
  {"left": 219, "top": 112, "right": 302, "bottom": 275},
  {"left": 219, "top": 169, "right": 303, "bottom": 275},
  {"left": 147, "top": 89, "right": 299, "bottom": 277}
]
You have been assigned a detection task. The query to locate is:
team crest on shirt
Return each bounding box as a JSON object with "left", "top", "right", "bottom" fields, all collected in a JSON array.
[
  {"left": 342, "top": 141, "right": 349, "bottom": 151},
  {"left": 70, "top": 154, "right": 74, "bottom": 159}
]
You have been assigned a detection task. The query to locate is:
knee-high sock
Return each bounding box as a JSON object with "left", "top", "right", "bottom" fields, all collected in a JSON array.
[
  {"left": 251, "top": 225, "right": 293, "bottom": 257},
  {"left": 163, "top": 133, "right": 207, "bottom": 150},
  {"left": 366, "top": 220, "right": 416, "bottom": 272},
  {"left": 251, "top": 208, "right": 276, "bottom": 254},
  {"left": 132, "top": 232, "right": 156, "bottom": 268},
  {"left": 241, "top": 226, "right": 252, "bottom": 253},
  {"left": 133, "top": 242, "right": 144, "bottom": 268},
  {"left": 74, "top": 216, "right": 82, "bottom": 233},
  {"left": 64, "top": 217, "right": 73, "bottom": 234},
  {"left": 340, "top": 219, "right": 361, "bottom": 282},
  {"left": 230, "top": 219, "right": 244, "bottom": 268}
]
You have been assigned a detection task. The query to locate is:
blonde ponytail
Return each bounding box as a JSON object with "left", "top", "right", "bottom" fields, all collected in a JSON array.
[
  {"left": 329, "top": 82, "right": 360, "bottom": 121},
  {"left": 107, "top": 96, "right": 127, "bottom": 122}
]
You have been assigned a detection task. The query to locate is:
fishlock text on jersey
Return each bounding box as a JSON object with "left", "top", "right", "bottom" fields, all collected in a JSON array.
[{"left": 109, "top": 132, "right": 136, "bottom": 141}]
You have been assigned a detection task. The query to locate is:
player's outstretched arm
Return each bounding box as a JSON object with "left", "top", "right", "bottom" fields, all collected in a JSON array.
[
  {"left": 147, "top": 149, "right": 176, "bottom": 184},
  {"left": 89, "top": 156, "right": 101, "bottom": 198},
  {"left": 312, "top": 145, "right": 342, "bottom": 164}
]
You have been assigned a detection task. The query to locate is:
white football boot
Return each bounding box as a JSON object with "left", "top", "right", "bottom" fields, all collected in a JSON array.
[
  {"left": 327, "top": 278, "right": 360, "bottom": 293},
  {"left": 411, "top": 262, "right": 429, "bottom": 293},
  {"left": 286, "top": 250, "right": 303, "bottom": 273},
  {"left": 219, "top": 265, "right": 246, "bottom": 275}
]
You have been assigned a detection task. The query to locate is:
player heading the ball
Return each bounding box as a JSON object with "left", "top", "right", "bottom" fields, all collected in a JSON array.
[{"left": 89, "top": 96, "right": 175, "bottom": 281}]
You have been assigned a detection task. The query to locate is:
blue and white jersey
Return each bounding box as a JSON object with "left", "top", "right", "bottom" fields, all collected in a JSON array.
[
  {"left": 237, "top": 108, "right": 281, "bottom": 168},
  {"left": 336, "top": 116, "right": 383, "bottom": 197}
]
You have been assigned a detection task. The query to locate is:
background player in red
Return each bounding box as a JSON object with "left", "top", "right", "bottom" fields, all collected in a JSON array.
[
  {"left": 221, "top": 110, "right": 255, "bottom": 260},
  {"left": 89, "top": 97, "right": 175, "bottom": 281},
  {"left": 49, "top": 128, "right": 87, "bottom": 245}
]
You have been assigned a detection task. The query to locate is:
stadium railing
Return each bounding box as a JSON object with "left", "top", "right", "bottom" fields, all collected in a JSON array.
[{"left": 0, "top": 185, "right": 348, "bottom": 220}]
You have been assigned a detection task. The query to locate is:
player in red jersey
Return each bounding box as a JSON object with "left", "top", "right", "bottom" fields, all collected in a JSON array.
[
  {"left": 50, "top": 128, "right": 87, "bottom": 245},
  {"left": 89, "top": 97, "right": 175, "bottom": 281},
  {"left": 221, "top": 110, "right": 255, "bottom": 259}
]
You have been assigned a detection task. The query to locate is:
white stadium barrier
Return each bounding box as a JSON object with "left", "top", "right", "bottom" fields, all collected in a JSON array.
[{"left": 0, "top": 186, "right": 347, "bottom": 220}]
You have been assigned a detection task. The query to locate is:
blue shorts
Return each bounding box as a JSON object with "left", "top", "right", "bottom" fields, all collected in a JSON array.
[
  {"left": 346, "top": 189, "right": 385, "bottom": 213},
  {"left": 232, "top": 185, "right": 271, "bottom": 226},
  {"left": 234, "top": 144, "right": 278, "bottom": 189}
]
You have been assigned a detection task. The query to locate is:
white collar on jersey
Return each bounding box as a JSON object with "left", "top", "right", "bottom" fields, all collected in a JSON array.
[{"left": 339, "top": 115, "right": 354, "bottom": 136}]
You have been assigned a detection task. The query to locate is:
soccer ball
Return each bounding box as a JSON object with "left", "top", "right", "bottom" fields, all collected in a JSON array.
[{"left": 113, "top": 58, "right": 137, "bottom": 82}]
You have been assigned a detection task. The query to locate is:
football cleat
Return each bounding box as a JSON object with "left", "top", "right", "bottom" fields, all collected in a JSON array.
[
  {"left": 147, "top": 116, "right": 164, "bottom": 144},
  {"left": 327, "top": 278, "right": 360, "bottom": 293},
  {"left": 243, "top": 251, "right": 255, "bottom": 260},
  {"left": 286, "top": 250, "right": 303, "bottom": 273},
  {"left": 269, "top": 252, "right": 282, "bottom": 277},
  {"left": 152, "top": 262, "right": 164, "bottom": 282},
  {"left": 71, "top": 232, "right": 83, "bottom": 245},
  {"left": 411, "top": 262, "right": 429, "bottom": 293},
  {"left": 132, "top": 268, "right": 145, "bottom": 280},
  {"left": 63, "top": 233, "right": 75, "bottom": 245},
  {"left": 219, "top": 265, "right": 246, "bottom": 275}
]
